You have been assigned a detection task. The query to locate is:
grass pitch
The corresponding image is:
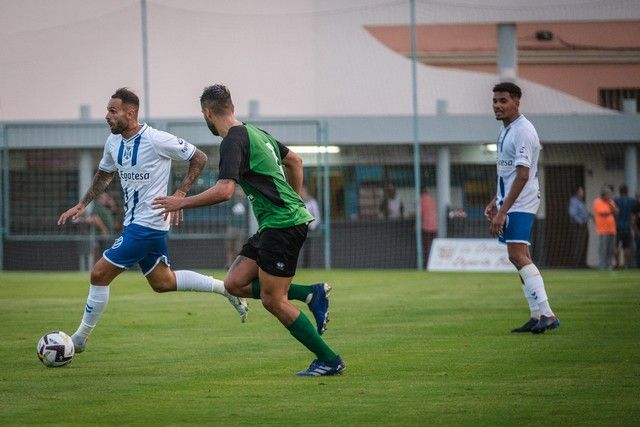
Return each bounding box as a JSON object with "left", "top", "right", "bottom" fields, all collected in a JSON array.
[{"left": 1, "top": 269, "right": 639, "bottom": 425}]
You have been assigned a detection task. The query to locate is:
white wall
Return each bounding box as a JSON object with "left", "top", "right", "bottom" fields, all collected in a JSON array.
[{"left": 2, "top": 0, "right": 638, "bottom": 121}]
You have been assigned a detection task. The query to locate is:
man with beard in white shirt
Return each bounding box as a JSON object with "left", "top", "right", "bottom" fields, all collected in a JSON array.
[{"left": 58, "top": 88, "right": 248, "bottom": 354}]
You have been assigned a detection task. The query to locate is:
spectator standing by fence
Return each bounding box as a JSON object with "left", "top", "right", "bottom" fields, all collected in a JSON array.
[
  {"left": 420, "top": 187, "right": 437, "bottom": 266},
  {"left": 614, "top": 184, "right": 635, "bottom": 268},
  {"left": 568, "top": 186, "right": 589, "bottom": 267},
  {"left": 592, "top": 186, "right": 618, "bottom": 270},
  {"left": 380, "top": 183, "right": 403, "bottom": 220}
]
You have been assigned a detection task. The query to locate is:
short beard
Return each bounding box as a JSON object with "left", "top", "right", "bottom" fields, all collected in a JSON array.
[
  {"left": 207, "top": 121, "right": 219, "bottom": 136},
  {"left": 110, "top": 122, "right": 126, "bottom": 135}
]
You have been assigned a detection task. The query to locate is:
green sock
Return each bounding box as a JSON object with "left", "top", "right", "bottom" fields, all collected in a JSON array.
[
  {"left": 287, "top": 312, "right": 338, "bottom": 364},
  {"left": 251, "top": 279, "right": 261, "bottom": 299},
  {"left": 251, "top": 279, "right": 312, "bottom": 303},
  {"left": 288, "top": 284, "right": 313, "bottom": 302}
]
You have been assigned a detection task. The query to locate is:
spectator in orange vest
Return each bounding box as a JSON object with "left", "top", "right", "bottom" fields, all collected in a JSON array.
[
  {"left": 420, "top": 187, "right": 438, "bottom": 266},
  {"left": 592, "top": 186, "right": 619, "bottom": 270}
]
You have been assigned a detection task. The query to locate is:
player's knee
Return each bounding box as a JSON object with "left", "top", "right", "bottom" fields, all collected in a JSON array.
[
  {"left": 261, "top": 293, "right": 288, "bottom": 315},
  {"left": 147, "top": 278, "right": 175, "bottom": 293},
  {"left": 90, "top": 270, "right": 103, "bottom": 284},
  {"left": 509, "top": 254, "right": 530, "bottom": 269},
  {"left": 145, "top": 267, "right": 177, "bottom": 293},
  {"left": 261, "top": 299, "right": 277, "bottom": 315},
  {"left": 151, "top": 282, "right": 172, "bottom": 293},
  {"left": 508, "top": 254, "right": 518, "bottom": 265},
  {"left": 260, "top": 294, "right": 279, "bottom": 314},
  {"left": 509, "top": 256, "right": 522, "bottom": 270},
  {"left": 90, "top": 268, "right": 112, "bottom": 285},
  {"left": 508, "top": 254, "right": 521, "bottom": 268},
  {"left": 223, "top": 279, "right": 242, "bottom": 296}
]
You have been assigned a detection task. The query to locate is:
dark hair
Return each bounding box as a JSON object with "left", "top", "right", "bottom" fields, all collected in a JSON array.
[
  {"left": 493, "top": 82, "right": 522, "bottom": 100},
  {"left": 620, "top": 184, "right": 628, "bottom": 195},
  {"left": 200, "top": 84, "right": 233, "bottom": 115},
  {"left": 111, "top": 87, "right": 139, "bottom": 108}
]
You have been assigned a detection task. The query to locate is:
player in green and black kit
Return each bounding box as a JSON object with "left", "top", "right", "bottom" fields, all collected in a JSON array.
[{"left": 153, "top": 84, "right": 344, "bottom": 376}]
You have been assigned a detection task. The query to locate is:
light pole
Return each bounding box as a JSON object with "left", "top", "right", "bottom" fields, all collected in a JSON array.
[{"left": 141, "top": 0, "right": 150, "bottom": 122}]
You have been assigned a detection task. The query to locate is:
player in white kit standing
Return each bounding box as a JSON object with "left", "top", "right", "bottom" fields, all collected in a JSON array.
[
  {"left": 58, "top": 88, "right": 247, "bottom": 353},
  {"left": 484, "top": 82, "right": 560, "bottom": 334}
]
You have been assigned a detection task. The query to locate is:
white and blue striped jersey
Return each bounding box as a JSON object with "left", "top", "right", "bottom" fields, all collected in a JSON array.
[
  {"left": 98, "top": 124, "right": 196, "bottom": 231},
  {"left": 495, "top": 115, "right": 541, "bottom": 215}
]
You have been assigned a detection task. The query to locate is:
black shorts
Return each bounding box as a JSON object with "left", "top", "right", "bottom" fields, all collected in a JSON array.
[
  {"left": 239, "top": 223, "right": 308, "bottom": 277},
  {"left": 616, "top": 231, "right": 632, "bottom": 248}
]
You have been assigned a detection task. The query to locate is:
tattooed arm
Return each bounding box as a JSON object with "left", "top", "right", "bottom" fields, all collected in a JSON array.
[
  {"left": 57, "top": 170, "right": 115, "bottom": 225},
  {"left": 174, "top": 148, "right": 208, "bottom": 196},
  {"left": 163, "top": 148, "right": 208, "bottom": 225}
]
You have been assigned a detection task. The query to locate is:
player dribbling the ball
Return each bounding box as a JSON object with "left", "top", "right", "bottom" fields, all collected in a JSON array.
[{"left": 57, "top": 88, "right": 248, "bottom": 354}]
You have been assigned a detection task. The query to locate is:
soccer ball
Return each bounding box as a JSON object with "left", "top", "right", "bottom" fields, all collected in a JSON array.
[{"left": 36, "top": 331, "right": 75, "bottom": 367}]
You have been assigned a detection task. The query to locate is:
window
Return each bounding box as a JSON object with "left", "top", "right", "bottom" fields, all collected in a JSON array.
[{"left": 598, "top": 88, "right": 640, "bottom": 112}]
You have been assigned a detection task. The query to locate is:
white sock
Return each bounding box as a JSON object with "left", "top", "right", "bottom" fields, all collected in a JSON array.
[
  {"left": 519, "top": 263, "right": 553, "bottom": 317},
  {"left": 73, "top": 284, "right": 110, "bottom": 341},
  {"left": 520, "top": 284, "right": 540, "bottom": 319},
  {"left": 175, "top": 270, "right": 225, "bottom": 294},
  {"left": 538, "top": 299, "right": 553, "bottom": 318}
]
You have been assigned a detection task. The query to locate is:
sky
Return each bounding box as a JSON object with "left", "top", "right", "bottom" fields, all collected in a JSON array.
[{"left": 1, "top": 0, "right": 639, "bottom": 121}]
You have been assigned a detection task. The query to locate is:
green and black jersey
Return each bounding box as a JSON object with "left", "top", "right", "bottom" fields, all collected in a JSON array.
[{"left": 218, "top": 123, "right": 314, "bottom": 231}]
